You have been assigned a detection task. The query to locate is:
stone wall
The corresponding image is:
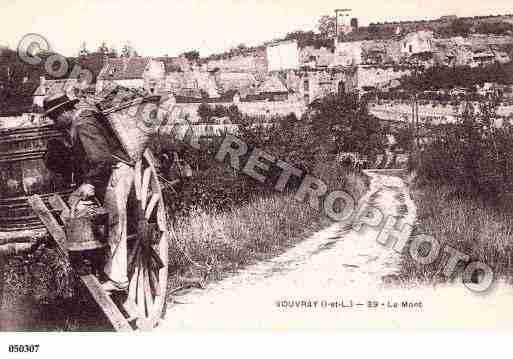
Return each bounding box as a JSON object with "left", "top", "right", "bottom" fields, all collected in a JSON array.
[
  {"left": 206, "top": 49, "right": 268, "bottom": 75},
  {"left": 357, "top": 66, "right": 411, "bottom": 89},
  {"left": 169, "top": 99, "right": 306, "bottom": 123}
]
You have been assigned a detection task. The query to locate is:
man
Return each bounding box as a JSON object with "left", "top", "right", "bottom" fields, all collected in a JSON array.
[{"left": 43, "top": 92, "right": 133, "bottom": 292}]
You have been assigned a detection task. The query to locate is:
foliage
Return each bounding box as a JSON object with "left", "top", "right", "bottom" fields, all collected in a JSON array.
[
  {"left": 120, "top": 41, "right": 138, "bottom": 58},
  {"left": 181, "top": 50, "right": 200, "bottom": 62},
  {"left": 305, "top": 94, "right": 388, "bottom": 160},
  {"left": 284, "top": 30, "right": 334, "bottom": 49},
  {"left": 449, "top": 19, "right": 473, "bottom": 37},
  {"left": 400, "top": 183, "right": 513, "bottom": 283},
  {"left": 400, "top": 63, "right": 513, "bottom": 92},
  {"left": 197, "top": 102, "right": 212, "bottom": 122},
  {"left": 197, "top": 103, "right": 242, "bottom": 124},
  {"left": 317, "top": 15, "right": 336, "bottom": 39},
  {"left": 475, "top": 21, "right": 513, "bottom": 35},
  {"left": 414, "top": 101, "right": 513, "bottom": 200}
]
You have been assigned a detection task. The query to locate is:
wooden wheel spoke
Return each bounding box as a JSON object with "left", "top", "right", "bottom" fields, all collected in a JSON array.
[
  {"left": 143, "top": 264, "right": 154, "bottom": 316},
  {"left": 141, "top": 167, "right": 152, "bottom": 211},
  {"left": 145, "top": 193, "right": 161, "bottom": 220},
  {"left": 128, "top": 238, "right": 142, "bottom": 275},
  {"left": 125, "top": 149, "right": 169, "bottom": 327},
  {"left": 157, "top": 203, "right": 168, "bottom": 232},
  {"left": 148, "top": 266, "right": 161, "bottom": 297},
  {"left": 134, "top": 160, "right": 142, "bottom": 200},
  {"left": 136, "top": 256, "right": 146, "bottom": 316}
]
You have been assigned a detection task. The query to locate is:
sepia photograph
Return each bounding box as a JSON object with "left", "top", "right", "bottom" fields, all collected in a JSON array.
[{"left": 1, "top": 0, "right": 513, "bottom": 352}]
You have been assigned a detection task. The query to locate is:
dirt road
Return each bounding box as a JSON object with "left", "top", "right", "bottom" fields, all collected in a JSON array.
[
  {"left": 159, "top": 171, "right": 424, "bottom": 330},
  {"left": 159, "top": 171, "right": 513, "bottom": 330}
]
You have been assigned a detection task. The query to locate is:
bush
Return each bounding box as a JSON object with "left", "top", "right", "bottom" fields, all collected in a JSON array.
[{"left": 414, "top": 101, "right": 513, "bottom": 200}]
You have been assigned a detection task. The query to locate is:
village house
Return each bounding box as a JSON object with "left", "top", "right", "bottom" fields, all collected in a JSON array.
[
  {"left": 356, "top": 65, "right": 411, "bottom": 92},
  {"left": 96, "top": 57, "right": 165, "bottom": 94},
  {"left": 400, "top": 30, "right": 434, "bottom": 56},
  {"left": 214, "top": 71, "right": 258, "bottom": 98},
  {"left": 334, "top": 41, "right": 363, "bottom": 66},
  {"left": 470, "top": 45, "right": 497, "bottom": 67},
  {"left": 255, "top": 75, "right": 290, "bottom": 101},
  {"left": 281, "top": 68, "right": 357, "bottom": 104},
  {"left": 157, "top": 56, "right": 192, "bottom": 73},
  {"left": 299, "top": 46, "right": 335, "bottom": 69},
  {"left": 32, "top": 77, "right": 84, "bottom": 108}
]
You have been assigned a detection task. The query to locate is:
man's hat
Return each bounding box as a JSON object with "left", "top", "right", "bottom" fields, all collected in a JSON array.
[{"left": 43, "top": 92, "right": 79, "bottom": 116}]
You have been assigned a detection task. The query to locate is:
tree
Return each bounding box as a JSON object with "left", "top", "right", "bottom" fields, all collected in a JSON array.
[
  {"left": 475, "top": 21, "right": 513, "bottom": 35},
  {"left": 307, "top": 94, "right": 387, "bottom": 159},
  {"left": 449, "top": 19, "right": 473, "bottom": 37},
  {"left": 318, "top": 15, "right": 336, "bottom": 39},
  {"left": 79, "top": 41, "right": 89, "bottom": 57},
  {"left": 197, "top": 102, "right": 212, "bottom": 122},
  {"left": 182, "top": 50, "right": 200, "bottom": 62},
  {"left": 415, "top": 100, "right": 513, "bottom": 200},
  {"left": 226, "top": 104, "right": 242, "bottom": 123},
  {"left": 98, "top": 41, "right": 110, "bottom": 55},
  {"left": 212, "top": 105, "right": 226, "bottom": 118},
  {"left": 284, "top": 30, "right": 316, "bottom": 47},
  {"left": 121, "top": 41, "right": 138, "bottom": 58}
]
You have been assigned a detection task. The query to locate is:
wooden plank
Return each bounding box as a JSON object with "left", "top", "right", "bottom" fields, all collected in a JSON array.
[
  {"left": 79, "top": 274, "right": 133, "bottom": 332},
  {"left": 48, "top": 194, "right": 70, "bottom": 221},
  {"left": 27, "top": 195, "right": 69, "bottom": 260},
  {"left": 29, "top": 195, "right": 132, "bottom": 332}
]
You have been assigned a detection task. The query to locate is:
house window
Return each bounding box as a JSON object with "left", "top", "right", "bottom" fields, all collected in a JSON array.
[
  {"left": 304, "top": 79, "right": 309, "bottom": 92},
  {"left": 304, "top": 94, "right": 310, "bottom": 104},
  {"left": 409, "top": 45, "right": 413, "bottom": 53}
]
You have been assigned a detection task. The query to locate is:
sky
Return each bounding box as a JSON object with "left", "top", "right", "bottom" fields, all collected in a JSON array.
[{"left": 1, "top": 0, "right": 512, "bottom": 57}]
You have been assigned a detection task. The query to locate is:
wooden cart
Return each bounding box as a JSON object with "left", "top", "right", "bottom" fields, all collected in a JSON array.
[{"left": 24, "top": 92, "right": 171, "bottom": 331}]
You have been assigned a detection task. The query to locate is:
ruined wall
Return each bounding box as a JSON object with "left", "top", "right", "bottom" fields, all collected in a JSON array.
[
  {"left": 334, "top": 42, "right": 363, "bottom": 66},
  {"left": 206, "top": 49, "right": 268, "bottom": 74},
  {"left": 357, "top": 66, "right": 411, "bottom": 89},
  {"left": 169, "top": 99, "right": 306, "bottom": 123}
]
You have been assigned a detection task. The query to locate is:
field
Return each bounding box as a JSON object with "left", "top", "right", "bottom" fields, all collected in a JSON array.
[
  {"left": 166, "top": 163, "right": 369, "bottom": 288},
  {"left": 399, "top": 182, "right": 513, "bottom": 284},
  {"left": 0, "top": 161, "right": 369, "bottom": 331}
]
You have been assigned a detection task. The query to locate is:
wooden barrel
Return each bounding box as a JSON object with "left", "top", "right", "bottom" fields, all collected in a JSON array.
[{"left": 0, "top": 125, "right": 74, "bottom": 233}]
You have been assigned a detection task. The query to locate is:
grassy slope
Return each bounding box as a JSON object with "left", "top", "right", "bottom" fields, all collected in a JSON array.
[
  {"left": 399, "top": 182, "right": 513, "bottom": 284},
  {"left": 1, "top": 163, "right": 369, "bottom": 330},
  {"left": 167, "top": 164, "right": 369, "bottom": 289}
]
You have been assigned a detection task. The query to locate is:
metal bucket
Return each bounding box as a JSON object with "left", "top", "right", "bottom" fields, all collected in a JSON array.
[{"left": 64, "top": 207, "right": 109, "bottom": 252}]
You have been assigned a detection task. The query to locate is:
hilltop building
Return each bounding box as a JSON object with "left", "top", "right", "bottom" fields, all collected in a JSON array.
[{"left": 96, "top": 57, "right": 165, "bottom": 94}]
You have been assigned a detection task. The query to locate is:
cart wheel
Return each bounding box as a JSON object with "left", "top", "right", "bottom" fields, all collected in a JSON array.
[{"left": 125, "top": 149, "right": 169, "bottom": 330}]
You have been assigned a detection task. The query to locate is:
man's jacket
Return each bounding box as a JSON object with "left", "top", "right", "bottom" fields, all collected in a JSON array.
[{"left": 46, "top": 102, "right": 132, "bottom": 198}]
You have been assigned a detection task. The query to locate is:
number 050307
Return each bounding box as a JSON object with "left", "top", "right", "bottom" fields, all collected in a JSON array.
[{"left": 8, "top": 344, "right": 40, "bottom": 353}]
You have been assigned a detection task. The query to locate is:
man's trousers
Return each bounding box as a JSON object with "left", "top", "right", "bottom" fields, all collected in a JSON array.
[{"left": 103, "top": 162, "right": 134, "bottom": 285}]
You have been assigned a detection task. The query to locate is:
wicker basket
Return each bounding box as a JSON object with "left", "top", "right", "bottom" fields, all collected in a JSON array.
[{"left": 99, "top": 92, "right": 162, "bottom": 162}]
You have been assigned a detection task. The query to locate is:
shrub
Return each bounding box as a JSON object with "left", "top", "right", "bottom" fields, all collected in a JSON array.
[{"left": 414, "top": 101, "right": 513, "bottom": 200}]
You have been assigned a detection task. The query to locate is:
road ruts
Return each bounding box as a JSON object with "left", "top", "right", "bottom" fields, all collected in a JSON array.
[{"left": 158, "top": 170, "right": 417, "bottom": 330}]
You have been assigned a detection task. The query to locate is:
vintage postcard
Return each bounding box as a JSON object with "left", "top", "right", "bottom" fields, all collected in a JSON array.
[{"left": 1, "top": 0, "right": 513, "bottom": 346}]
